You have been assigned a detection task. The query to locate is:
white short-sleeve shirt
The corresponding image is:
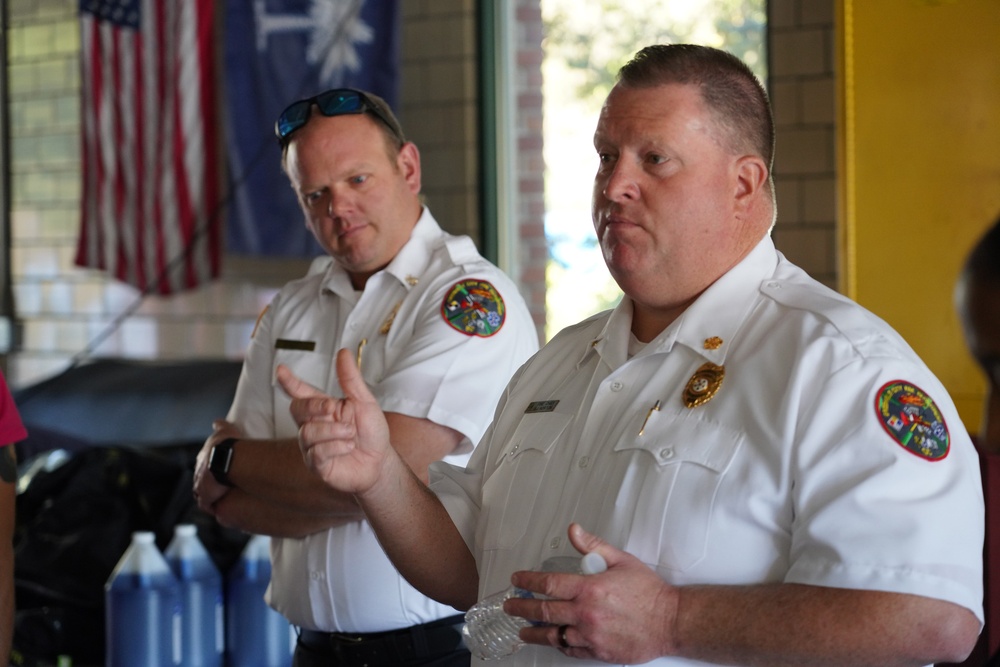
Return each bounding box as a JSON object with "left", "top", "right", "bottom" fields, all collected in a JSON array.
[
  {"left": 431, "top": 235, "right": 984, "bottom": 666},
  {"left": 227, "top": 208, "right": 539, "bottom": 632}
]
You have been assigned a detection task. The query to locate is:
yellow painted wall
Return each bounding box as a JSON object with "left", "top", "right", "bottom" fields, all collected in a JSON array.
[{"left": 839, "top": 0, "right": 1000, "bottom": 434}]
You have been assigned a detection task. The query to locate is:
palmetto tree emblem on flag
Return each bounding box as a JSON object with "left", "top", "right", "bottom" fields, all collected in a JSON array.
[{"left": 253, "top": 0, "right": 374, "bottom": 85}]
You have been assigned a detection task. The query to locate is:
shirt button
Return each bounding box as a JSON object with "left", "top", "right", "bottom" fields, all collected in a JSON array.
[
  {"left": 610, "top": 381, "right": 624, "bottom": 392},
  {"left": 309, "top": 571, "right": 324, "bottom": 581},
  {"left": 578, "top": 456, "right": 590, "bottom": 469},
  {"left": 658, "top": 448, "right": 674, "bottom": 460},
  {"left": 549, "top": 536, "right": 562, "bottom": 549}
]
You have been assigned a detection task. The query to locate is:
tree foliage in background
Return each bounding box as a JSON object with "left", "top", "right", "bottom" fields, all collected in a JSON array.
[
  {"left": 713, "top": 0, "right": 768, "bottom": 79},
  {"left": 543, "top": 0, "right": 766, "bottom": 106}
]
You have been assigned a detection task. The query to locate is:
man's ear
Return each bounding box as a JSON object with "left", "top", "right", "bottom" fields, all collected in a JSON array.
[
  {"left": 734, "top": 154, "right": 769, "bottom": 204},
  {"left": 398, "top": 142, "right": 422, "bottom": 194}
]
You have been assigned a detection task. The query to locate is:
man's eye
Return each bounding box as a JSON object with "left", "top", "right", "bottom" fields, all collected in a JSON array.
[{"left": 351, "top": 174, "right": 369, "bottom": 185}]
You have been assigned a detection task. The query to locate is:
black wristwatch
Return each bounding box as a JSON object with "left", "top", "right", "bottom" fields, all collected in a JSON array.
[{"left": 208, "top": 438, "right": 238, "bottom": 487}]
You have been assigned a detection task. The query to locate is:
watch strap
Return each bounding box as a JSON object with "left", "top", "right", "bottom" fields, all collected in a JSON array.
[{"left": 209, "top": 437, "right": 238, "bottom": 487}]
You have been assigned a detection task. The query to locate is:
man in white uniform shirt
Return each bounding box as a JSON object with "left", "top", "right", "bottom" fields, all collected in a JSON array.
[
  {"left": 281, "top": 47, "right": 984, "bottom": 666},
  {"left": 193, "top": 88, "right": 538, "bottom": 666}
]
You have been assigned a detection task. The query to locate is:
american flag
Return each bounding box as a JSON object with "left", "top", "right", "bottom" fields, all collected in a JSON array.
[{"left": 76, "top": 0, "right": 221, "bottom": 294}]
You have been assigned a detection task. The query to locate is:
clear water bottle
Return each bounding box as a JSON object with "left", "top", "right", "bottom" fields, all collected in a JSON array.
[
  {"left": 462, "top": 552, "right": 607, "bottom": 661},
  {"left": 225, "top": 534, "right": 294, "bottom": 667},
  {"left": 105, "top": 531, "right": 182, "bottom": 667},
  {"left": 164, "top": 524, "right": 224, "bottom": 667}
]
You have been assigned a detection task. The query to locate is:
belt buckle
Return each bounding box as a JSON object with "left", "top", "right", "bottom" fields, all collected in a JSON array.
[{"left": 329, "top": 632, "right": 381, "bottom": 665}]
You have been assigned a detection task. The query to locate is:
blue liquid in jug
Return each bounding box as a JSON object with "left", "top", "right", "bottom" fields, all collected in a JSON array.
[
  {"left": 225, "top": 543, "right": 292, "bottom": 667},
  {"left": 105, "top": 570, "right": 181, "bottom": 667}
]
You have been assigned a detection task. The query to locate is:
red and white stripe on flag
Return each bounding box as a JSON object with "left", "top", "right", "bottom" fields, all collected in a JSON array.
[{"left": 76, "top": 0, "right": 221, "bottom": 295}]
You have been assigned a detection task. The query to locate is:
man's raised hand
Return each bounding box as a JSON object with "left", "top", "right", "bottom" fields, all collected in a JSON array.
[{"left": 277, "top": 348, "right": 392, "bottom": 494}]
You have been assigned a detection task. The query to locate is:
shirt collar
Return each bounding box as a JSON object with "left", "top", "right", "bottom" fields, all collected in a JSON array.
[
  {"left": 583, "top": 235, "right": 779, "bottom": 368},
  {"left": 670, "top": 234, "right": 778, "bottom": 364},
  {"left": 586, "top": 298, "right": 639, "bottom": 371},
  {"left": 319, "top": 207, "right": 442, "bottom": 299}
]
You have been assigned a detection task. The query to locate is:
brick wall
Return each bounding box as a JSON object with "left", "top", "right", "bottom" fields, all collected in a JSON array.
[
  {"left": 513, "top": 0, "right": 547, "bottom": 332},
  {"left": 768, "top": 0, "right": 838, "bottom": 289},
  {"left": 399, "top": 0, "right": 480, "bottom": 240},
  {"left": 4, "top": 0, "right": 547, "bottom": 387},
  {"left": 4, "top": 0, "right": 840, "bottom": 387}
]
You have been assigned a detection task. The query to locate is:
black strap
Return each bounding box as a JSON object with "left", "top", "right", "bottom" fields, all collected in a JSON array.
[{"left": 297, "top": 615, "right": 466, "bottom": 666}]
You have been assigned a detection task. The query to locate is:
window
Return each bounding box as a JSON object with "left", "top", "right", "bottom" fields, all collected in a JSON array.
[{"left": 542, "top": 0, "right": 767, "bottom": 338}]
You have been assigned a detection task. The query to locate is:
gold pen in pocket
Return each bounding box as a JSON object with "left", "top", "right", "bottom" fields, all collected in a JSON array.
[
  {"left": 356, "top": 338, "right": 367, "bottom": 372},
  {"left": 638, "top": 400, "right": 661, "bottom": 436}
]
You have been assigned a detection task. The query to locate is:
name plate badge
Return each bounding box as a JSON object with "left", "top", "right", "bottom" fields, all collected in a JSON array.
[{"left": 525, "top": 400, "right": 559, "bottom": 414}]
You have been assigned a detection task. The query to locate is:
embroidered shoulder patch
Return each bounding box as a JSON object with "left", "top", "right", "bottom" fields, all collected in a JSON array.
[
  {"left": 442, "top": 279, "right": 506, "bottom": 337},
  {"left": 874, "top": 380, "right": 950, "bottom": 461}
]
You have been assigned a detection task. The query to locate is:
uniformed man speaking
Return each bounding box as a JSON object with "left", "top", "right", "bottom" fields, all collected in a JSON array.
[{"left": 193, "top": 88, "right": 538, "bottom": 667}]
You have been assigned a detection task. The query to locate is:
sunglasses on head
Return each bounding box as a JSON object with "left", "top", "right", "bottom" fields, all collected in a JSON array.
[{"left": 274, "top": 88, "right": 403, "bottom": 147}]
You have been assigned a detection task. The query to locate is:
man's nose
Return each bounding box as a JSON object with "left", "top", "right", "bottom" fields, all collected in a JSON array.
[
  {"left": 601, "top": 161, "right": 639, "bottom": 201},
  {"left": 327, "top": 190, "right": 352, "bottom": 218}
]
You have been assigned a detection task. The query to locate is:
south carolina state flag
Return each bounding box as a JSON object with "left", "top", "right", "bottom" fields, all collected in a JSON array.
[
  {"left": 76, "top": 0, "right": 222, "bottom": 295},
  {"left": 224, "top": 0, "right": 400, "bottom": 257}
]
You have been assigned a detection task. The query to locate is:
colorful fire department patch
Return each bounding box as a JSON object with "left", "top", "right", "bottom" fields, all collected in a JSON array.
[
  {"left": 874, "top": 380, "right": 950, "bottom": 461},
  {"left": 442, "top": 279, "right": 506, "bottom": 337}
]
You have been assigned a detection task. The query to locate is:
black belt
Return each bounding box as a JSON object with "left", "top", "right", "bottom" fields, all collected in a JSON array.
[{"left": 297, "top": 614, "right": 466, "bottom": 666}]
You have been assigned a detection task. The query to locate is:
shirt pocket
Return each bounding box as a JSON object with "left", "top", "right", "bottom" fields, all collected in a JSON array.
[
  {"left": 480, "top": 411, "right": 574, "bottom": 550},
  {"left": 612, "top": 415, "right": 743, "bottom": 572},
  {"left": 271, "top": 347, "right": 332, "bottom": 437}
]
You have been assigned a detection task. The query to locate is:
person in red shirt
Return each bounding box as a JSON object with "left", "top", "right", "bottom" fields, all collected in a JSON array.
[{"left": 0, "top": 369, "right": 27, "bottom": 662}]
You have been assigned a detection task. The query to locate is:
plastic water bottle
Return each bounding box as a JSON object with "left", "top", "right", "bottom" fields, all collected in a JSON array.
[
  {"left": 164, "top": 524, "right": 224, "bottom": 667},
  {"left": 461, "top": 552, "right": 607, "bottom": 660},
  {"left": 105, "top": 531, "right": 182, "bottom": 667},
  {"left": 225, "top": 534, "right": 294, "bottom": 667}
]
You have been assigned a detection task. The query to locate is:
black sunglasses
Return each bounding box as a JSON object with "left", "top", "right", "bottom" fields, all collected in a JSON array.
[{"left": 274, "top": 88, "right": 403, "bottom": 147}]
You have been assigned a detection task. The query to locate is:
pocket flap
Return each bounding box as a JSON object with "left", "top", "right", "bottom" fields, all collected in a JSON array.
[
  {"left": 495, "top": 411, "right": 574, "bottom": 465},
  {"left": 614, "top": 414, "right": 743, "bottom": 473}
]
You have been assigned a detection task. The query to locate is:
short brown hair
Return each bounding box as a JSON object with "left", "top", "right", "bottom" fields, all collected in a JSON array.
[{"left": 617, "top": 44, "right": 774, "bottom": 171}]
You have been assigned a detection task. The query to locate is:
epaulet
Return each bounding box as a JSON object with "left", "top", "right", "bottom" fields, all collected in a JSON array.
[
  {"left": 760, "top": 279, "right": 907, "bottom": 359},
  {"left": 760, "top": 279, "right": 856, "bottom": 321},
  {"left": 444, "top": 235, "right": 482, "bottom": 269}
]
